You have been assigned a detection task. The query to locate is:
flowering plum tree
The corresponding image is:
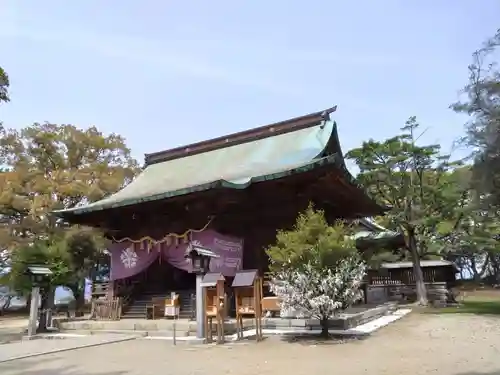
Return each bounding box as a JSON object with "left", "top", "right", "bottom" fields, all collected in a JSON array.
[
  {"left": 266, "top": 205, "right": 367, "bottom": 337},
  {"left": 269, "top": 254, "right": 366, "bottom": 337}
]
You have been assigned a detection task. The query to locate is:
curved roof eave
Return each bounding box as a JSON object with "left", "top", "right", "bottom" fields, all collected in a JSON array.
[{"left": 53, "top": 115, "right": 385, "bottom": 217}]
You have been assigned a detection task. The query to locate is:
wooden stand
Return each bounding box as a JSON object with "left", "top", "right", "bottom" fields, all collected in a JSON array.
[
  {"left": 146, "top": 297, "right": 166, "bottom": 320},
  {"left": 164, "top": 292, "right": 180, "bottom": 319},
  {"left": 231, "top": 269, "right": 263, "bottom": 342},
  {"left": 201, "top": 272, "right": 226, "bottom": 344}
]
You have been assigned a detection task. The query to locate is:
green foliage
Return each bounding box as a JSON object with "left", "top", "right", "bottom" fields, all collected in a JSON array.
[
  {"left": 0, "top": 122, "right": 139, "bottom": 297},
  {"left": 346, "top": 117, "right": 470, "bottom": 304},
  {"left": 346, "top": 117, "right": 466, "bottom": 258},
  {"left": 0, "top": 66, "right": 9, "bottom": 103},
  {"left": 2, "top": 240, "right": 68, "bottom": 295},
  {"left": 452, "top": 28, "right": 500, "bottom": 208},
  {"left": 266, "top": 205, "right": 357, "bottom": 273},
  {"left": 361, "top": 249, "right": 401, "bottom": 269},
  {"left": 0, "top": 123, "right": 140, "bottom": 251},
  {"left": 1, "top": 229, "right": 106, "bottom": 296}
]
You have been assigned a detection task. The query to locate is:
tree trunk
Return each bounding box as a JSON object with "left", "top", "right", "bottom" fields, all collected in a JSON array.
[
  {"left": 489, "top": 253, "right": 500, "bottom": 283},
  {"left": 0, "top": 295, "right": 12, "bottom": 315},
  {"left": 408, "top": 232, "right": 428, "bottom": 306},
  {"left": 470, "top": 258, "right": 480, "bottom": 281},
  {"left": 69, "top": 282, "right": 85, "bottom": 317},
  {"left": 320, "top": 318, "right": 329, "bottom": 338}
]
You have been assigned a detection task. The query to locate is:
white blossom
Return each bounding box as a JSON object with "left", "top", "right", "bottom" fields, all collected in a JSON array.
[{"left": 269, "top": 256, "right": 366, "bottom": 320}]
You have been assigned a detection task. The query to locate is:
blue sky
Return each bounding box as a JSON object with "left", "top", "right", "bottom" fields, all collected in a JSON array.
[{"left": 0, "top": 1, "right": 498, "bottom": 164}]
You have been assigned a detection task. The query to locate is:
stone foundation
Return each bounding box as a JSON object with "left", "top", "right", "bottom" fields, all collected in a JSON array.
[
  {"left": 366, "top": 282, "right": 453, "bottom": 307},
  {"left": 262, "top": 302, "right": 396, "bottom": 331},
  {"left": 54, "top": 303, "right": 396, "bottom": 336}
]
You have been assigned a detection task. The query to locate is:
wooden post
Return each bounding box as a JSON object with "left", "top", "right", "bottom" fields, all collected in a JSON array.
[
  {"left": 203, "top": 286, "right": 211, "bottom": 343},
  {"left": 201, "top": 272, "right": 226, "bottom": 344},
  {"left": 231, "top": 269, "right": 263, "bottom": 342},
  {"left": 254, "top": 277, "right": 263, "bottom": 341},
  {"left": 234, "top": 288, "right": 242, "bottom": 339},
  {"left": 216, "top": 278, "right": 225, "bottom": 344}
]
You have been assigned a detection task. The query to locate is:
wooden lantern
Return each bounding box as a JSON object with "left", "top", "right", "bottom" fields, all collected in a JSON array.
[
  {"left": 231, "top": 269, "right": 263, "bottom": 341},
  {"left": 201, "top": 272, "right": 226, "bottom": 344}
]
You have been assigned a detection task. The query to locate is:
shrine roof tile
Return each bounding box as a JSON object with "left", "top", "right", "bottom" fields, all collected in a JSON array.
[{"left": 53, "top": 106, "right": 383, "bottom": 217}]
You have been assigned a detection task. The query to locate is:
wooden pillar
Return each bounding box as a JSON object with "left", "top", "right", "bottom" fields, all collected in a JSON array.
[{"left": 107, "top": 280, "right": 115, "bottom": 299}]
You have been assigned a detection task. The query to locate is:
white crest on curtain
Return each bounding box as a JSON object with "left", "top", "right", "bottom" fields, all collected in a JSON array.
[{"left": 120, "top": 247, "right": 138, "bottom": 268}]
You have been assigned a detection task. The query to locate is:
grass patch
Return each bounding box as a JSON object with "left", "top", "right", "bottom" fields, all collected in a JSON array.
[
  {"left": 428, "top": 289, "right": 500, "bottom": 316},
  {"left": 435, "top": 300, "right": 500, "bottom": 315}
]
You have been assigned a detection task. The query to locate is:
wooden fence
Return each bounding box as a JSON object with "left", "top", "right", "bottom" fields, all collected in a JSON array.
[
  {"left": 369, "top": 267, "right": 440, "bottom": 286},
  {"left": 92, "top": 281, "right": 112, "bottom": 298},
  {"left": 90, "top": 298, "right": 122, "bottom": 320}
]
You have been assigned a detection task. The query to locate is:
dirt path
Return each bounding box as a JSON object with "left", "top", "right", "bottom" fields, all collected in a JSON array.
[
  {"left": 1, "top": 312, "right": 499, "bottom": 375},
  {"left": 0, "top": 317, "right": 28, "bottom": 344}
]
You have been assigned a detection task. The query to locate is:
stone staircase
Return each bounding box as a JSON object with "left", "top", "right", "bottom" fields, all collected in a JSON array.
[{"left": 121, "top": 290, "right": 195, "bottom": 319}]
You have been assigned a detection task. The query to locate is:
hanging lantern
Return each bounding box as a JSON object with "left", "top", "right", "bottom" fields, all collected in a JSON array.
[{"left": 184, "top": 244, "right": 219, "bottom": 275}]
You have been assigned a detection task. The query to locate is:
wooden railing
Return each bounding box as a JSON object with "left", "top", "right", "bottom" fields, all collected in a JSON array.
[
  {"left": 369, "top": 268, "right": 441, "bottom": 286},
  {"left": 92, "top": 281, "right": 111, "bottom": 298},
  {"left": 90, "top": 298, "right": 122, "bottom": 320}
]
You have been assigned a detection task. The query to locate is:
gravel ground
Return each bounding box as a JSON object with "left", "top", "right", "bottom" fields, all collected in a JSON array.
[
  {"left": 0, "top": 318, "right": 28, "bottom": 345},
  {"left": 0, "top": 313, "right": 499, "bottom": 375},
  {"left": 0, "top": 334, "right": 141, "bottom": 363}
]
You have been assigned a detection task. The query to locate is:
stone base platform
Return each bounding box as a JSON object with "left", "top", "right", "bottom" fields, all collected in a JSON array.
[
  {"left": 54, "top": 303, "right": 396, "bottom": 337},
  {"left": 265, "top": 302, "right": 397, "bottom": 331}
]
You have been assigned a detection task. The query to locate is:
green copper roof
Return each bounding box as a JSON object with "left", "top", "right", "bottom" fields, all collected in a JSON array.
[{"left": 54, "top": 119, "right": 362, "bottom": 216}]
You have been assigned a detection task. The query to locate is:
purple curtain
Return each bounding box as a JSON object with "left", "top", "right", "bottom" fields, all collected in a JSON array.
[
  {"left": 109, "top": 242, "right": 160, "bottom": 281},
  {"left": 108, "top": 230, "right": 244, "bottom": 280},
  {"left": 161, "top": 230, "right": 244, "bottom": 277}
]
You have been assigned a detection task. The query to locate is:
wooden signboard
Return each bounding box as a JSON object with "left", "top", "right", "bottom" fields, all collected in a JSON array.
[
  {"left": 201, "top": 272, "right": 226, "bottom": 344},
  {"left": 231, "top": 269, "right": 263, "bottom": 341}
]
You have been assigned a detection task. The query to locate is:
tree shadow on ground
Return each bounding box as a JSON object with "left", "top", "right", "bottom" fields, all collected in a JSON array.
[
  {"left": 279, "top": 333, "right": 368, "bottom": 346},
  {"left": 0, "top": 356, "right": 127, "bottom": 375},
  {"left": 426, "top": 300, "right": 500, "bottom": 316}
]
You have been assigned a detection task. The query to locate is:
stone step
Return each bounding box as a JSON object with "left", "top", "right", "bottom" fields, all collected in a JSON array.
[
  {"left": 121, "top": 290, "right": 195, "bottom": 319},
  {"left": 122, "top": 311, "right": 193, "bottom": 319}
]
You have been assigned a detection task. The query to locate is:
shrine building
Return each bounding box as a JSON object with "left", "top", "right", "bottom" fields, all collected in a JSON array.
[{"left": 54, "top": 106, "right": 387, "bottom": 318}]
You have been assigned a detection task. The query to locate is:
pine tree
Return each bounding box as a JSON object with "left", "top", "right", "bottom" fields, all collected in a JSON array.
[{"left": 346, "top": 117, "right": 466, "bottom": 305}]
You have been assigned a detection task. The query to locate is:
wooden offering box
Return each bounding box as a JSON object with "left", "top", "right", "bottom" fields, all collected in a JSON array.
[
  {"left": 261, "top": 296, "right": 281, "bottom": 317},
  {"left": 231, "top": 269, "right": 263, "bottom": 341},
  {"left": 164, "top": 292, "right": 180, "bottom": 318},
  {"left": 201, "top": 272, "right": 226, "bottom": 343}
]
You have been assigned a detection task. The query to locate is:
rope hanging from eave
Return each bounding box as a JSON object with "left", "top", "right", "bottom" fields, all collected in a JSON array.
[{"left": 110, "top": 216, "right": 214, "bottom": 244}]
